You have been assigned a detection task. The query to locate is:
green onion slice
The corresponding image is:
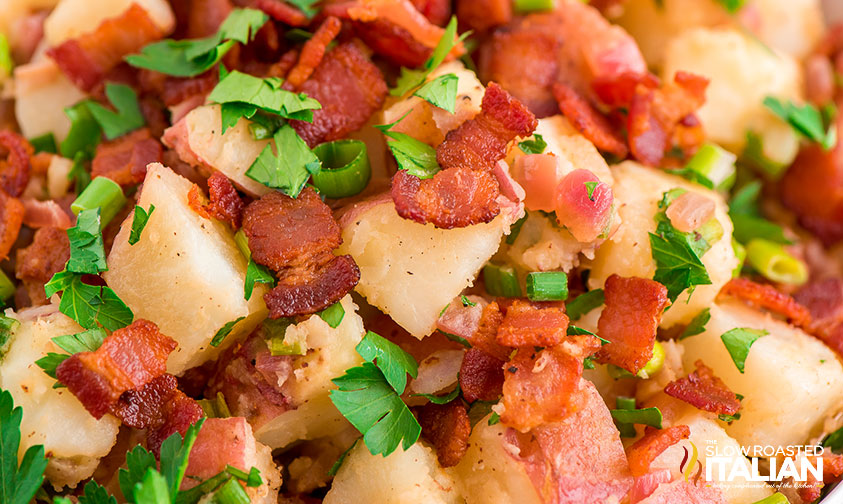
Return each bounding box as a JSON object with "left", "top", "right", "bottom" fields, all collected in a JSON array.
[
  {"left": 311, "top": 140, "right": 371, "bottom": 198},
  {"left": 70, "top": 176, "right": 126, "bottom": 228},
  {"left": 526, "top": 271, "right": 568, "bottom": 301},
  {"left": 745, "top": 238, "right": 808, "bottom": 285},
  {"left": 483, "top": 263, "right": 522, "bottom": 297}
]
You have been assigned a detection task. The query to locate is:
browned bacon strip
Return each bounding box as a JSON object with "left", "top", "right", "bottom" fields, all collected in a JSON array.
[
  {"left": 719, "top": 277, "right": 811, "bottom": 329},
  {"left": 626, "top": 425, "right": 690, "bottom": 477},
  {"left": 0, "top": 130, "right": 32, "bottom": 198},
  {"left": 496, "top": 299, "right": 569, "bottom": 348},
  {"left": 0, "top": 190, "right": 24, "bottom": 261},
  {"left": 46, "top": 4, "right": 164, "bottom": 92},
  {"left": 552, "top": 82, "right": 628, "bottom": 158},
  {"left": 291, "top": 42, "right": 387, "bottom": 147},
  {"left": 459, "top": 347, "right": 505, "bottom": 402},
  {"left": 56, "top": 319, "right": 177, "bottom": 418},
  {"left": 146, "top": 388, "right": 205, "bottom": 454},
  {"left": 794, "top": 278, "right": 843, "bottom": 357},
  {"left": 205, "top": 172, "right": 244, "bottom": 229},
  {"left": 15, "top": 226, "right": 70, "bottom": 306},
  {"left": 664, "top": 360, "right": 741, "bottom": 416},
  {"left": 411, "top": 0, "right": 451, "bottom": 26},
  {"left": 91, "top": 128, "right": 163, "bottom": 187},
  {"left": 139, "top": 69, "right": 218, "bottom": 108},
  {"left": 253, "top": 0, "right": 309, "bottom": 26},
  {"left": 798, "top": 453, "right": 843, "bottom": 503},
  {"left": 596, "top": 275, "right": 670, "bottom": 374},
  {"left": 284, "top": 17, "right": 343, "bottom": 90},
  {"left": 242, "top": 188, "right": 360, "bottom": 318},
  {"left": 416, "top": 401, "right": 470, "bottom": 468},
  {"left": 455, "top": 0, "right": 511, "bottom": 33}
]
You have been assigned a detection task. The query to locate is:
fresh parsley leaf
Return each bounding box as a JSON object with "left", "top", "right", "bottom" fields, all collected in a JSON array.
[
  {"left": 823, "top": 425, "right": 843, "bottom": 453},
  {"left": 327, "top": 439, "right": 360, "bottom": 477},
  {"left": 467, "top": 401, "right": 496, "bottom": 427},
  {"left": 718, "top": 411, "right": 741, "bottom": 423},
  {"left": 62, "top": 276, "right": 133, "bottom": 331},
  {"left": 330, "top": 362, "right": 422, "bottom": 456},
  {"left": 392, "top": 17, "right": 461, "bottom": 96},
  {"left": 728, "top": 181, "right": 792, "bottom": 245},
  {"left": 567, "top": 325, "right": 610, "bottom": 345},
  {"left": 518, "top": 133, "right": 547, "bottom": 154},
  {"left": 0, "top": 315, "right": 18, "bottom": 360},
  {"left": 355, "top": 331, "right": 418, "bottom": 394},
  {"left": 412, "top": 385, "right": 460, "bottom": 405},
  {"left": 584, "top": 181, "right": 598, "bottom": 201},
  {"left": 728, "top": 180, "right": 761, "bottom": 217},
  {"left": 318, "top": 302, "right": 345, "bottom": 329},
  {"left": 460, "top": 295, "right": 476, "bottom": 307},
  {"left": 609, "top": 406, "right": 663, "bottom": 429},
  {"left": 134, "top": 469, "right": 171, "bottom": 504},
  {"left": 714, "top": 0, "right": 745, "bottom": 13},
  {"left": 29, "top": 133, "right": 57, "bottom": 154},
  {"left": 413, "top": 73, "right": 459, "bottom": 113},
  {"left": 66, "top": 209, "right": 107, "bottom": 274},
  {"left": 763, "top": 96, "right": 837, "bottom": 150},
  {"left": 680, "top": 308, "right": 711, "bottom": 339},
  {"left": 119, "top": 445, "right": 157, "bottom": 503},
  {"left": 35, "top": 327, "right": 107, "bottom": 385},
  {"left": 720, "top": 327, "right": 768, "bottom": 373},
  {"left": 159, "top": 418, "right": 206, "bottom": 501},
  {"left": 246, "top": 124, "right": 320, "bottom": 198},
  {"left": 86, "top": 83, "right": 145, "bottom": 140},
  {"left": 286, "top": 0, "right": 320, "bottom": 18},
  {"left": 565, "top": 289, "right": 604, "bottom": 321},
  {"left": 34, "top": 353, "right": 69, "bottom": 381},
  {"left": 244, "top": 258, "right": 275, "bottom": 300},
  {"left": 129, "top": 204, "right": 155, "bottom": 245},
  {"left": 506, "top": 214, "right": 528, "bottom": 245},
  {"left": 210, "top": 317, "right": 245, "bottom": 347},
  {"left": 60, "top": 101, "right": 102, "bottom": 160},
  {"left": 0, "top": 388, "right": 48, "bottom": 504},
  {"left": 375, "top": 115, "right": 440, "bottom": 179},
  {"left": 488, "top": 412, "right": 501, "bottom": 425},
  {"left": 78, "top": 480, "right": 117, "bottom": 504}
]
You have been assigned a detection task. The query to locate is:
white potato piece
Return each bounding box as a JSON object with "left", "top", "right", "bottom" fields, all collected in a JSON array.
[
  {"left": 13, "top": 59, "right": 86, "bottom": 142},
  {"left": 324, "top": 441, "right": 461, "bottom": 504},
  {"left": 662, "top": 28, "right": 803, "bottom": 166},
  {"left": 255, "top": 295, "right": 365, "bottom": 449},
  {"left": 104, "top": 164, "right": 267, "bottom": 375},
  {"left": 44, "top": 0, "right": 174, "bottom": 46},
  {"left": 588, "top": 161, "right": 737, "bottom": 327},
  {"left": 0, "top": 302, "right": 120, "bottom": 489},
  {"left": 382, "top": 61, "right": 485, "bottom": 147},
  {"left": 748, "top": 0, "right": 825, "bottom": 61},
  {"left": 0, "top": 0, "right": 59, "bottom": 57},
  {"left": 679, "top": 301, "right": 843, "bottom": 450},
  {"left": 164, "top": 105, "right": 272, "bottom": 198},
  {"left": 338, "top": 197, "right": 515, "bottom": 338}
]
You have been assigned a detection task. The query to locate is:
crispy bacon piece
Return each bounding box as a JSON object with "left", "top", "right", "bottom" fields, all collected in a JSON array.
[
  {"left": 437, "top": 82, "right": 539, "bottom": 172},
  {"left": 56, "top": 319, "right": 178, "bottom": 419},
  {"left": 455, "top": 0, "right": 511, "bottom": 33},
  {"left": 284, "top": 17, "right": 342, "bottom": 90},
  {"left": 146, "top": 389, "right": 205, "bottom": 455},
  {"left": 242, "top": 188, "right": 360, "bottom": 317},
  {"left": 46, "top": 4, "right": 164, "bottom": 92},
  {"left": 411, "top": 0, "right": 451, "bottom": 26},
  {"left": 0, "top": 191, "right": 24, "bottom": 261},
  {"left": 391, "top": 168, "right": 501, "bottom": 229},
  {"left": 0, "top": 131, "right": 32, "bottom": 198},
  {"left": 139, "top": 70, "right": 218, "bottom": 108},
  {"left": 795, "top": 278, "right": 843, "bottom": 357},
  {"left": 184, "top": 0, "right": 233, "bottom": 38},
  {"left": 496, "top": 299, "right": 569, "bottom": 348},
  {"left": 205, "top": 172, "right": 244, "bottom": 229},
  {"left": 592, "top": 72, "right": 660, "bottom": 110},
  {"left": 91, "top": 129, "right": 163, "bottom": 186},
  {"left": 187, "top": 185, "right": 211, "bottom": 219},
  {"left": 22, "top": 199, "right": 72, "bottom": 230},
  {"left": 552, "top": 82, "right": 628, "bottom": 157},
  {"left": 416, "top": 401, "right": 471, "bottom": 467},
  {"left": 254, "top": 0, "right": 309, "bottom": 26},
  {"left": 798, "top": 453, "right": 843, "bottom": 503},
  {"left": 290, "top": 42, "right": 387, "bottom": 147},
  {"left": 596, "top": 275, "right": 670, "bottom": 374},
  {"left": 15, "top": 226, "right": 70, "bottom": 306},
  {"left": 459, "top": 348, "right": 505, "bottom": 402},
  {"left": 719, "top": 278, "right": 811, "bottom": 329},
  {"left": 466, "top": 301, "right": 510, "bottom": 360},
  {"left": 626, "top": 425, "right": 691, "bottom": 477},
  {"left": 664, "top": 360, "right": 740, "bottom": 416}
]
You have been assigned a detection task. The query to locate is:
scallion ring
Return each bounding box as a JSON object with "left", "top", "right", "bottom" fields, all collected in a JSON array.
[{"left": 311, "top": 140, "right": 371, "bottom": 198}]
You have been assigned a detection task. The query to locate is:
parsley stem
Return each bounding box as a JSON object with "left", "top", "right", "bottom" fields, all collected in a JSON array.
[
  {"left": 745, "top": 238, "right": 808, "bottom": 285},
  {"left": 483, "top": 263, "right": 522, "bottom": 297},
  {"left": 311, "top": 140, "right": 371, "bottom": 198},
  {"left": 526, "top": 271, "right": 568, "bottom": 301},
  {"left": 70, "top": 176, "right": 126, "bottom": 228}
]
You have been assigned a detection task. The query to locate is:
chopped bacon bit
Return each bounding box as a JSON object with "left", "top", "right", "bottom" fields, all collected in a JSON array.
[
  {"left": 552, "top": 82, "right": 628, "bottom": 157},
  {"left": 719, "top": 278, "right": 811, "bottom": 329},
  {"left": 411, "top": 0, "right": 451, "bottom": 26},
  {"left": 183, "top": 0, "right": 233, "bottom": 38},
  {"left": 56, "top": 319, "right": 178, "bottom": 419},
  {"left": 467, "top": 301, "right": 510, "bottom": 360},
  {"left": 511, "top": 154, "right": 560, "bottom": 212},
  {"left": 664, "top": 360, "right": 740, "bottom": 416},
  {"left": 146, "top": 388, "right": 205, "bottom": 455},
  {"left": 22, "top": 199, "right": 72, "bottom": 230},
  {"left": 284, "top": 17, "right": 342, "bottom": 91},
  {"left": 798, "top": 453, "right": 843, "bottom": 503},
  {"left": 187, "top": 185, "right": 212, "bottom": 219},
  {"left": 205, "top": 172, "right": 244, "bottom": 229},
  {"left": 242, "top": 188, "right": 360, "bottom": 318},
  {"left": 253, "top": 0, "right": 309, "bottom": 26},
  {"left": 592, "top": 72, "right": 660, "bottom": 110},
  {"left": 0, "top": 130, "right": 33, "bottom": 198},
  {"left": 139, "top": 70, "right": 219, "bottom": 108},
  {"left": 391, "top": 168, "right": 501, "bottom": 229},
  {"left": 455, "top": 0, "right": 512, "bottom": 33},
  {"left": 496, "top": 299, "right": 569, "bottom": 348},
  {"left": 596, "top": 275, "right": 670, "bottom": 374},
  {"left": 795, "top": 278, "right": 843, "bottom": 357},
  {"left": 112, "top": 373, "right": 180, "bottom": 428},
  {"left": 291, "top": 42, "right": 388, "bottom": 147},
  {"left": 459, "top": 348, "right": 505, "bottom": 402},
  {"left": 15, "top": 226, "right": 70, "bottom": 306},
  {"left": 626, "top": 425, "right": 691, "bottom": 477},
  {"left": 416, "top": 401, "right": 471, "bottom": 468},
  {"left": 353, "top": 17, "right": 432, "bottom": 69},
  {"left": 46, "top": 4, "right": 164, "bottom": 92},
  {"left": 91, "top": 129, "right": 163, "bottom": 187},
  {"left": 437, "top": 82, "right": 539, "bottom": 172},
  {"left": 0, "top": 191, "right": 24, "bottom": 261},
  {"left": 554, "top": 168, "right": 614, "bottom": 243}
]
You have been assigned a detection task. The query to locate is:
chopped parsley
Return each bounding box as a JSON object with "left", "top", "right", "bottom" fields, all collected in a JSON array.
[
  {"left": 823, "top": 425, "right": 843, "bottom": 453},
  {"left": 35, "top": 327, "right": 107, "bottom": 385},
  {"left": 715, "top": 0, "right": 745, "bottom": 13},
  {"left": 244, "top": 259, "right": 275, "bottom": 301},
  {"left": 319, "top": 301, "right": 345, "bottom": 329},
  {"left": 412, "top": 385, "right": 461, "bottom": 405},
  {"left": 518, "top": 134, "right": 547, "bottom": 155},
  {"left": 0, "top": 389, "right": 48, "bottom": 504},
  {"left": 413, "top": 73, "right": 459, "bottom": 113},
  {"left": 565, "top": 289, "right": 605, "bottom": 321},
  {"left": 0, "top": 315, "right": 18, "bottom": 360},
  {"left": 86, "top": 83, "right": 145, "bottom": 140},
  {"left": 68, "top": 152, "right": 92, "bottom": 194},
  {"left": 613, "top": 396, "right": 638, "bottom": 438},
  {"left": 584, "top": 181, "right": 598, "bottom": 201},
  {"left": 609, "top": 406, "right": 663, "bottom": 429},
  {"left": 763, "top": 96, "right": 837, "bottom": 151},
  {"left": 29, "top": 133, "right": 57, "bottom": 154},
  {"left": 60, "top": 101, "right": 101, "bottom": 160},
  {"left": 66, "top": 209, "right": 107, "bottom": 274},
  {"left": 721, "top": 327, "right": 768, "bottom": 373},
  {"left": 680, "top": 308, "right": 711, "bottom": 339},
  {"left": 506, "top": 214, "right": 528, "bottom": 244},
  {"left": 286, "top": 0, "right": 320, "bottom": 18},
  {"left": 210, "top": 316, "right": 245, "bottom": 347},
  {"left": 460, "top": 295, "right": 476, "bottom": 307},
  {"left": 128, "top": 204, "right": 155, "bottom": 245},
  {"left": 375, "top": 114, "right": 441, "bottom": 179},
  {"left": 245, "top": 123, "right": 321, "bottom": 198},
  {"left": 126, "top": 8, "right": 269, "bottom": 77},
  {"left": 327, "top": 439, "right": 360, "bottom": 477},
  {"left": 391, "top": 17, "right": 462, "bottom": 96},
  {"left": 355, "top": 331, "right": 418, "bottom": 394}
]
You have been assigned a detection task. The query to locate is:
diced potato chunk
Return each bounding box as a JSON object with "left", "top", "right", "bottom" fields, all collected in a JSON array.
[
  {"left": 170, "top": 105, "right": 272, "bottom": 197},
  {"left": 44, "top": 0, "right": 174, "bottom": 46},
  {"left": 104, "top": 164, "right": 267, "bottom": 375},
  {"left": 14, "top": 59, "right": 86, "bottom": 142},
  {"left": 255, "top": 295, "right": 365, "bottom": 449},
  {"left": 338, "top": 198, "right": 514, "bottom": 338},
  {"left": 662, "top": 28, "right": 803, "bottom": 165},
  {"left": 0, "top": 303, "right": 120, "bottom": 489},
  {"left": 588, "top": 161, "right": 737, "bottom": 327},
  {"left": 324, "top": 441, "right": 461, "bottom": 504},
  {"left": 679, "top": 301, "right": 843, "bottom": 450},
  {"left": 0, "top": 0, "right": 60, "bottom": 50}
]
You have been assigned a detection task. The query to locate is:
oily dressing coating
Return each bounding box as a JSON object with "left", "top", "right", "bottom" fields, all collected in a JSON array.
[
  {"left": 663, "top": 360, "right": 741, "bottom": 416},
  {"left": 242, "top": 188, "right": 360, "bottom": 318},
  {"left": 91, "top": 128, "right": 163, "bottom": 186}
]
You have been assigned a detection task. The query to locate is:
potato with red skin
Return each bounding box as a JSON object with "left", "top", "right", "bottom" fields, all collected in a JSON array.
[{"left": 554, "top": 169, "right": 614, "bottom": 243}]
